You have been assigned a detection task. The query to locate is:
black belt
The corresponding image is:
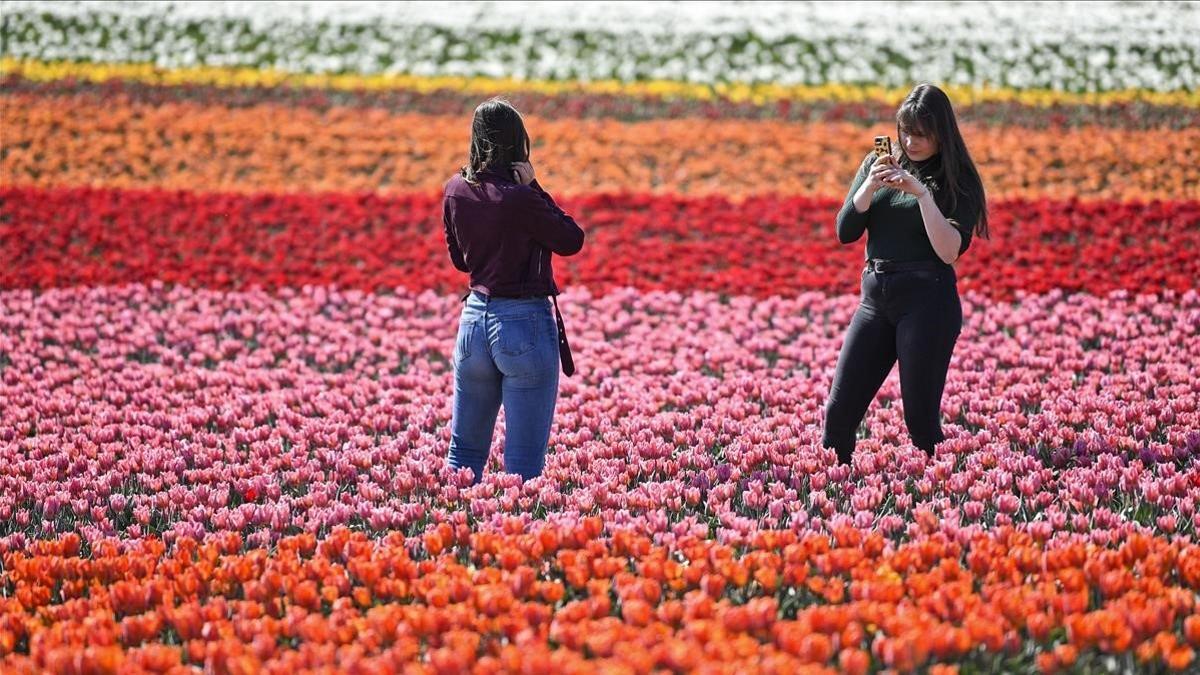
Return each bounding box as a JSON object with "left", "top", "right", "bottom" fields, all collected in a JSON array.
[{"left": 865, "top": 259, "right": 949, "bottom": 274}]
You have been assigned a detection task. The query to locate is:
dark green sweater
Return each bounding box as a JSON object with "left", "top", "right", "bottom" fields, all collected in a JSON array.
[{"left": 836, "top": 152, "right": 980, "bottom": 262}]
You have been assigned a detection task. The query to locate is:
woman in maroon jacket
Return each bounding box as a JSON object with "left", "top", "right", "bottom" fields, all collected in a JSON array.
[{"left": 443, "top": 98, "right": 585, "bottom": 485}]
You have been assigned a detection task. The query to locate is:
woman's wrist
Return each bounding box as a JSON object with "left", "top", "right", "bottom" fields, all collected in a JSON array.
[{"left": 853, "top": 184, "right": 875, "bottom": 212}]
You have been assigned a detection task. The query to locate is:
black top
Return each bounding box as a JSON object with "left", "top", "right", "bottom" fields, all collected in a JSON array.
[
  {"left": 443, "top": 167, "right": 585, "bottom": 297},
  {"left": 835, "top": 151, "right": 980, "bottom": 262}
]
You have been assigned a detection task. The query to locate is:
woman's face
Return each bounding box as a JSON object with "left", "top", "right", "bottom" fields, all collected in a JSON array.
[{"left": 900, "top": 125, "right": 939, "bottom": 161}]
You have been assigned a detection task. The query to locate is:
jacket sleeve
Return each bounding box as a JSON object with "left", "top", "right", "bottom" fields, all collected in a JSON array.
[
  {"left": 835, "top": 152, "right": 877, "bottom": 244},
  {"left": 443, "top": 195, "right": 470, "bottom": 273},
  {"left": 510, "top": 180, "right": 585, "bottom": 256}
]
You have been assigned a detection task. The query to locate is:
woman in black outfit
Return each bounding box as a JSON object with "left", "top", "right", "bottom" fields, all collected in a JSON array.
[{"left": 822, "top": 83, "right": 989, "bottom": 466}]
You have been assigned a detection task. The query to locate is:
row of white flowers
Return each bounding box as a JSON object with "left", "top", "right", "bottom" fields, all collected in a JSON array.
[
  {"left": 7, "top": 1, "right": 1195, "bottom": 42},
  {"left": 2, "top": 1, "right": 1196, "bottom": 91}
]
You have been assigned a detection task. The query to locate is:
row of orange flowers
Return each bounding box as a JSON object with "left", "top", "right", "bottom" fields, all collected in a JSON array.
[
  {"left": 3, "top": 92, "right": 1198, "bottom": 201},
  {"left": 5, "top": 524, "right": 1200, "bottom": 673}
]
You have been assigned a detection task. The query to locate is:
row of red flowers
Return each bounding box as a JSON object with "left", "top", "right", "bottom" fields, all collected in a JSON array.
[
  {"left": 3, "top": 186, "right": 1197, "bottom": 298},
  {"left": 6, "top": 76, "right": 1197, "bottom": 130},
  {"left": 3, "top": 525, "right": 1200, "bottom": 673}
]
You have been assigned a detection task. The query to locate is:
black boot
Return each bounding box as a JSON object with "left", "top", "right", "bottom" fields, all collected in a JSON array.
[{"left": 837, "top": 447, "right": 854, "bottom": 466}]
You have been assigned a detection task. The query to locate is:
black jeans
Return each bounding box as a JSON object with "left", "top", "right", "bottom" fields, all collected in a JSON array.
[{"left": 822, "top": 262, "right": 962, "bottom": 464}]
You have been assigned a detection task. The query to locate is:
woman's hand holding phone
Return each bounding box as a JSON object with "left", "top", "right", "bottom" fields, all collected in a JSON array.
[
  {"left": 512, "top": 161, "right": 535, "bottom": 186},
  {"left": 866, "top": 155, "right": 900, "bottom": 191},
  {"left": 875, "top": 162, "right": 928, "bottom": 197},
  {"left": 866, "top": 152, "right": 928, "bottom": 197}
]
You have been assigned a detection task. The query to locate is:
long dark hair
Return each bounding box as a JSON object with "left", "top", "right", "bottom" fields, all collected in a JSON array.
[
  {"left": 895, "top": 83, "right": 989, "bottom": 239},
  {"left": 460, "top": 97, "right": 530, "bottom": 184}
]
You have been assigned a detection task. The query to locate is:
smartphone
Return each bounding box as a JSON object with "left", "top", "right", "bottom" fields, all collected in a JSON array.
[
  {"left": 874, "top": 135, "right": 899, "bottom": 184},
  {"left": 873, "top": 135, "right": 893, "bottom": 158}
]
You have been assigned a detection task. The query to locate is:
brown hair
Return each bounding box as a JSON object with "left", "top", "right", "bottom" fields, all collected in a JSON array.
[
  {"left": 895, "top": 83, "right": 990, "bottom": 239},
  {"left": 460, "top": 97, "right": 530, "bottom": 184}
]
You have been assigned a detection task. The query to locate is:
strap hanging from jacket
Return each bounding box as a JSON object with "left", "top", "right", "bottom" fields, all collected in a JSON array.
[{"left": 552, "top": 295, "right": 575, "bottom": 377}]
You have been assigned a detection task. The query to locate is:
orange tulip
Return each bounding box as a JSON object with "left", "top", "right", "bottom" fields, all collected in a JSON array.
[
  {"left": 840, "top": 622, "right": 866, "bottom": 649},
  {"left": 700, "top": 573, "right": 726, "bottom": 599},
  {"left": 583, "top": 629, "right": 616, "bottom": 658},
  {"left": 429, "top": 646, "right": 471, "bottom": 674},
  {"left": 754, "top": 566, "right": 779, "bottom": 594},
  {"left": 798, "top": 633, "right": 834, "bottom": 664},
  {"left": 81, "top": 645, "right": 125, "bottom": 675},
  {"left": 838, "top": 647, "right": 871, "bottom": 675},
  {"left": 351, "top": 587, "right": 372, "bottom": 609},
  {"left": 1168, "top": 647, "right": 1196, "bottom": 671},
  {"left": 653, "top": 599, "right": 683, "bottom": 627},
  {"left": 1035, "top": 651, "right": 1060, "bottom": 674},
  {"left": 621, "top": 598, "right": 652, "bottom": 627},
  {"left": 582, "top": 517, "right": 603, "bottom": 539},
  {"left": 823, "top": 578, "right": 846, "bottom": 604},
  {"left": 291, "top": 580, "right": 320, "bottom": 611},
  {"left": 168, "top": 605, "right": 204, "bottom": 641},
  {"left": 722, "top": 606, "right": 750, "bottom": 634},
  {"left": 1184, "top": 615, "right": 1200, "bottom": 648},
  {"left": 1053, "top": 643, "right": 1079, "bottom": 667},
  {"left": 656, "top": 637, "right": 700, "bottom": 671},
  {"left": 1025, "top": 612, "right": 1053, "bottom": 643}
]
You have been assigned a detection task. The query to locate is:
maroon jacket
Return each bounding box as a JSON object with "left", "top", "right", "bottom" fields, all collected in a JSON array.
[{"left": 443, "top": 167, "right": 585, "bottom": 297}]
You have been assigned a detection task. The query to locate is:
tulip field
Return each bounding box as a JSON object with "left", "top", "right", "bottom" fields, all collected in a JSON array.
[{"left": 3, "top": 1, "right": 1200, "bottom": 673}]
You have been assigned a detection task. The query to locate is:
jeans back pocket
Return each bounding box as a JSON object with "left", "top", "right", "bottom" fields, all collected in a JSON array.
[{"left": 496, "top": 315, "right": 536, "bottom": 356}]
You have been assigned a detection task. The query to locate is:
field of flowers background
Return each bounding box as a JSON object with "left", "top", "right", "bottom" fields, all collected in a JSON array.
[{"left": 2, "top": 1, "right": 1200, "bottom": 673}]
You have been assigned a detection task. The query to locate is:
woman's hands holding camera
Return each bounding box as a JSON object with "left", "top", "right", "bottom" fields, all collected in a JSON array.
[{"left": 512, "top": 161, "right": 536, "bottom": 186}]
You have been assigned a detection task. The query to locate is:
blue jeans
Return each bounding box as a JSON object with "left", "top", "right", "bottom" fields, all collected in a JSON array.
[{"left": 448, "top": 291, "right": 560, "bottom": 484}]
